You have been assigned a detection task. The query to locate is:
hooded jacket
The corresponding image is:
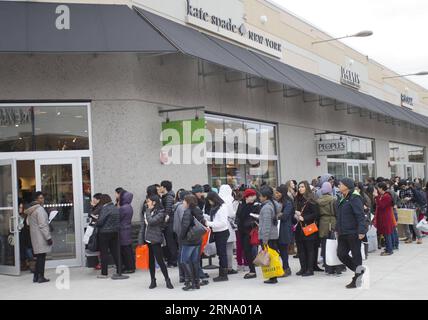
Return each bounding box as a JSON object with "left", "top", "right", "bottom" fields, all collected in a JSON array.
[
  {"left": 316, "top": 194, "right": 337, "bottom": 238},
  {"left": 259, "top": 200, "right": 281, "bottom": 243},
  {"left": 218, "top": 185, "right": 237, "bottom": 243},
  {"left": 119, "top": 191, "right": 134, "bottom": 246},
  {"left": 25, "top": 202, "right": 52, "bottom": 254},
  {"left": 336, "top": 190, "right": 367, "bottom": 236}
]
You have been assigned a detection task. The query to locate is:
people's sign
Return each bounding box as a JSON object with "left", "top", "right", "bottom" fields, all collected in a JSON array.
[{"left": 316, "top": 139, "right": 347, "bottom": 156}]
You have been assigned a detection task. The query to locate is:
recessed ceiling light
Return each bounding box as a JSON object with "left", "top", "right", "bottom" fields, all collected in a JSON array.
[
  {"left": 15, "top": 124, "right": 19, "bottom": 127},
  {"left": 57, "top": 112, "right": 61, "bottom": 116},
  {"left": 84, "top": 130, "right": 88, "bottom": 133}
]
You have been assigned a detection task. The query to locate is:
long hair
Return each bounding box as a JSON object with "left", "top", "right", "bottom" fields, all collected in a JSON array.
[
  {"left": 206, "top": 191, "right": 224, "bottom": 208},
  {"left": 99, "top": 194, "right": 112, "bottom": 206},
  {"left": 147, "top": 194, "right": 163, "bottom": 210},
  {"left": 296, "top": 180, "right": 315, "bottom": 204},
  {"left": 276, "top": 184, "right": 294, "bottom": 208}
]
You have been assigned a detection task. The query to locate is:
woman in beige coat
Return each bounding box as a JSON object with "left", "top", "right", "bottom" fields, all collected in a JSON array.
[{"left": 26, "top": 191, "right": 52, "bottom": 283}]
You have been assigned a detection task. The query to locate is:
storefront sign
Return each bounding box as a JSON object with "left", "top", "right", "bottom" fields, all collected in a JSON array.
[
  {"left": 186, "top": 1, "right": 283, "bottom": 58},
  {"left": 340, "top": 67, "right": 361, "bottom": 90},
  {"left": 401, "top": 94, "right": 414, "bottom": 109},
  {"left": 161, "top": 118, "right": 205, "bottom": 146},
  {"left": 316, "top": 139, "right": 348, "bottom": 156}
]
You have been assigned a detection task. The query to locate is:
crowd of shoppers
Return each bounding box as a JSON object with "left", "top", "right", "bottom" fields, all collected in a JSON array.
[{"left": 21, "top": 174, "right": 427, "bottom": 290}]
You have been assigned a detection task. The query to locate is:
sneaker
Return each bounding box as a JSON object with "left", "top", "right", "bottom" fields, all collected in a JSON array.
[
  {"left": 380, "top": 251, "right": 393, "bottom": 256},
  {"left": 405, "top": 239, "right": 413, "bottom": 244},
  {"left": 264, "top": 278, "right": 278, "bottom": 284},
  {"left": 417, "top": 239, "right": 423, "bottom": 244}
]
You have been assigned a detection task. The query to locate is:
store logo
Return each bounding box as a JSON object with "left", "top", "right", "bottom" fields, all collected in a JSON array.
[
  {"left": 55, "top": 5, "right": 70, "bottom": 30},
  {"left": 340, "top": 67, "right": 360, "bottom": 90},
  {"left": 316, "top": 139, "right": 347, "bottom": 156},
  {"left": 186, "top": 1, "right": 282, "bottom": 55},
  {"left": 401, "top": 94, "right": 414, "bottom": 109},
  {"left": 160, "top": 121, "right": 272, "bottom": 176},
  {"left": 55, "top": 265, "right": 70, "bottom": 290}
]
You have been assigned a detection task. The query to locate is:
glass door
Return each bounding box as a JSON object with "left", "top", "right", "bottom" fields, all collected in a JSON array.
[
  {"left": 347, "top": 164, "right": 360, "bottom": 182},
  {"left": 35, "top": 158, "right": 82, "bottom": 268},
  {"left": 0, "top": 159, "right": 20, "bottom": 275}
]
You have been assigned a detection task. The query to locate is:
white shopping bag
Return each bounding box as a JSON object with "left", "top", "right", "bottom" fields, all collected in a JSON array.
[
  {"left": 366, "top": 226, "right": 378, "bottom": 253},
  {"left": 416, "top": 218, "right": 428, "bottom": 233},
  {"left": 83, "top": 226, "right": 94, "bottom": 245},
  {"left": 203, "top": 242, "right": 217, "bottom": 257},
  {"left": 326, "top": 238, "right": 366, "bottom": 266},
  {"left": 325, "top": 239, "right": 342, "bottom": 266}
]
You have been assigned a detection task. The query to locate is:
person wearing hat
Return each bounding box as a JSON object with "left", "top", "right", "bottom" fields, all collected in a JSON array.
[
  {"left": 336, "top": 178, "right": 367, "bottom": 289},
  {"left": 192, "top": 184, "right": 205, "bottom": 211},
  {"left": 235, "top": 188, "right": 260, "bottom": 279}
]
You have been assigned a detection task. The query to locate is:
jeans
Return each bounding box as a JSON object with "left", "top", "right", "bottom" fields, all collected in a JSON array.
[
  {"left": 278, "top": 243, "right": 289, "bottom": 270},
  {"left": 384, "top": 234, "right": 393, "bottom": 254},
  {"left": 99, "top": 232, "right": 119, "bottom": 276},
  {"left": 337, "top": 234, "right": 362, "bottom": 272},
  {"left": 180, "top": 245, "right": 200, "bottom": 264},
  {"left": 214, "top": 230, "right": 230, "bottom": 269}
]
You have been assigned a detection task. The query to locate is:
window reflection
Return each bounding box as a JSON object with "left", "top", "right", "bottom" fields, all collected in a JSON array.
[{"left": 0, "top": 105, "right": 89, "bottom": 152}]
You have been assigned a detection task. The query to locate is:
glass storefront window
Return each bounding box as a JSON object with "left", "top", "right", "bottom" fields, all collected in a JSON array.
[
  {"left": 389, "top": 142, "right": 425, "bottom": 163},
  {"left": 0, "top": 105, "right": 89, "bottom": 152},
  {"left": 82, "top": 157, "right": 91, "bottom": 226},
  {"left": 323, "top": 134, "right": 374, "bottom": 160},
  {"left": 206, "top": 115, "right": 278, "bottom": 188}
]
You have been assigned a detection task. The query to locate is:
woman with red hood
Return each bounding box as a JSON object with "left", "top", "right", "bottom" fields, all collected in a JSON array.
[{"left": 374, "top": 182, "right": 396, "bottom": 256}]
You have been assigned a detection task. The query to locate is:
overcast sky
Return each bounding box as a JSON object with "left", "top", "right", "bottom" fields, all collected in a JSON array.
[{"left": 271, "top": 0, "right": 428, "bottom": 90}]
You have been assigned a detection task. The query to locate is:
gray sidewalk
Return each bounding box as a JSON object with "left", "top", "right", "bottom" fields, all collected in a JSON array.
[{"left": 1, "top": 240, "right": 427, "bottom": 300}]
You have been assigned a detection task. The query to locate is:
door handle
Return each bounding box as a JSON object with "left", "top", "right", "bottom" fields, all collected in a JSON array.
[{"left": 9, "top": 216, "right": 15, "bottom": 234}]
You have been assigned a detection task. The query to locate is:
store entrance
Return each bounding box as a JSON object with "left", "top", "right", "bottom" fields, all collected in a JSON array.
[{"left": 0, "top": 156, "right": 85, "bottom": 275}]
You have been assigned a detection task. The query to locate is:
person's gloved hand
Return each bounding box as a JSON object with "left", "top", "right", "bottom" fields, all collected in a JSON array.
[{"left": 47, "top": 239, "right": 53, "bottom": 246}]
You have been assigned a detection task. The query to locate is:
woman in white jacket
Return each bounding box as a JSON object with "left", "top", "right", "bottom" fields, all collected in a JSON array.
[
  {"left": 204, "top": 191, "right": 230, "bottom": 282},
  {"left": 218, "top": 185, "right": 238, "bottom": 275}
]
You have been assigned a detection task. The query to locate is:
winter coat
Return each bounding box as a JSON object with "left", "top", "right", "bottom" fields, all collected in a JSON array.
[
  {"left": 172, "top": 201, "right": 186, "bottom": 242},
  {"left": 316, "top": 194, "right": 337, "bottom": 238},
  {"left": 278, "top": 199, "right": 294, "bottom": 245},
  {"left": 141, "top": 208, "right": 166, "bottom": 244},
  {"left": 293, "top": 198, "right": 320, "bottom": 242},
  {"left": 162, "top": 191, "right": 175, "bottom": 220},
  {"left": 25, "top": 202, "right": 52, "bottom": 254},
  {"left": 259, "top": 200, "right": 281, "bottom": 243},
  {"left": 235, "top": 201, "right": 261, "bottom": 234},
  {"left": 180, "top": 206, "right": 206, "bottom": 246},
  {"left": 89, "top": 205, "right": 102, "bottom": 227},
  {"left": 119, "top": 191, "right": 133, "bottom": 246},
  {"left": 96, "top": 202, "right": 120, "bottom": 234},
  {"left": 205, "top": 204, "right": 229, "bottom": 233},
  {"left": 374, "top": 192, "right": 395, "bottom": 235},
  {"left": 336, "top": 190, "right": 367, "bottom": 236}
]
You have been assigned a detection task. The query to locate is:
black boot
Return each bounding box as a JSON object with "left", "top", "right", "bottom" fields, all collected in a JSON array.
[
  {"left": 165, "top": 278, "right": 174, "bottom": 289},
  {"left": 192, "top": 262, "right": 201, "bottom": 289},
  {"left": 37, "top": 274, "right": 50, "bottom": 283},
  {"left": 149, "top": 278, "right": 157, "bottom": 289},
  {"left": 213, "top": 268, "right": 229, "bottom": 282},
  {"left": 33, "top": 273, "right": 39, "bottom": 283},
  {"left": 346, "top": 274, "right": 358, "bottom": 289},
  {"left": 182, "top": 263, "right": 194, "bottom": 291}
]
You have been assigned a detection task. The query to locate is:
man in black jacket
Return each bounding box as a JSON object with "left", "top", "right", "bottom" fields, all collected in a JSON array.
[
  {"left": 336, "top": 178, "right": 367, "bottom": 289},
  {"left": 160, "top": 180, "right": 178, "bottom": 267}
]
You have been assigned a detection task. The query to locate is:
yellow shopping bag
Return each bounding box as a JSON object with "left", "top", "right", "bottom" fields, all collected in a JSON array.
[{"left": 261, "top": 246, "right": 284, "bottom": 279}]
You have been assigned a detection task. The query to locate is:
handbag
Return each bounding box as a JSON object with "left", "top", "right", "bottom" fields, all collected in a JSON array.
[
  {"left": 186, "top": 217, "right": 207, "bottom": 242},
  {"left": 135, "top": 244, "right": 149, "bottom": 270},
  {"left": 253, "top": 246, "right": 270, "bottom": 267},
  {"left": 87, "top": 227, "right": 99, "bottom": 252},
  {"left": 83, "top": 226, "right": 94, "bottom": 245},
  {"left": 301, "top": 222, "right": 319, "bottom": 237},
  {"left": 249, "top": 225, "right": 259, "bottom": 246},
  {"left": 299, "top": 202, "right": 318, "bottom": 237}
]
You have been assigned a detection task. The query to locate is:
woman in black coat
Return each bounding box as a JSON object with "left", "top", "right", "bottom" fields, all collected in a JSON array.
[
  {"left": 293, "top": 181, "right": 320, "bottom": 277},
  {"left": 141, "top": 194, "right": 173, "bottom": 290},
  {"left": 275, "top": 185, "right": 294, "bottom": 277},
  {"left": 235, "top": 188, "right": 260, "bottom": 279},
  {"left": 180, "top": 194, "right": 206, "bottom": 291}
]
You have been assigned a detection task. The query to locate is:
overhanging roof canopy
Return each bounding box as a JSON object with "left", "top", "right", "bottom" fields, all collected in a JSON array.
[
  {"left": 135, "top": 6, "right": 428, "bottom": 130},
  {"left": 0, "top": 1, "right": 177, "bottom": 53}
]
